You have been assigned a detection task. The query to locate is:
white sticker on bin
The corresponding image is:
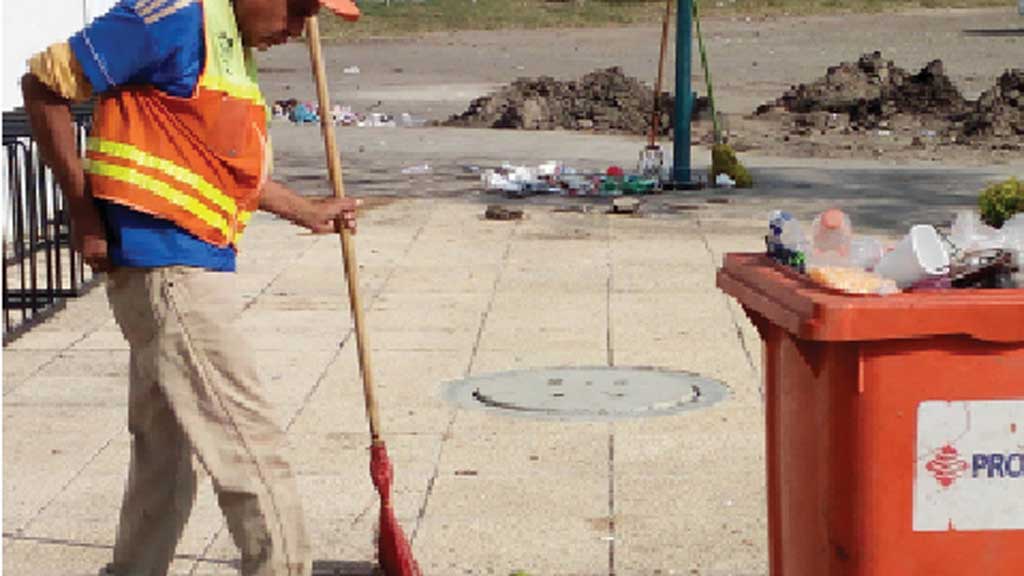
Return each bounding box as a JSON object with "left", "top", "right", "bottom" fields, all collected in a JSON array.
[{"left": 914, "top": 400, "right": 1024, "bottom": 532}]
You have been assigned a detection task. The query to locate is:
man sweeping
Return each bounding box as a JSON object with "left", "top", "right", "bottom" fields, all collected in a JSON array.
[{"left": 22, "top": 0, "right": 361, "bottom": 574}]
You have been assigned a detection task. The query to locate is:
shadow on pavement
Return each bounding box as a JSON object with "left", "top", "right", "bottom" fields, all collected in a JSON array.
[
  {"left": 962, "top": 28, "right": 1024, "bottom": 37},
  {"left": 313, "top": 560, "right": 377, "bottom": 576},
  {"left": 734, "top": 166, "right": 1012, "bottom": 234}
]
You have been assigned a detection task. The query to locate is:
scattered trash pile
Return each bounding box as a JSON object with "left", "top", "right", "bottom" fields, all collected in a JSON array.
[
  {"left": 768, "top": 200, "right": 1024, "bottom": 296},
  {"left": 756, "top": 52, "right": 1023, "bottom": 146},
  {"left": 445, "top": 67, "right": 687, "bottom": 135},
  {"left": 481, "top": 161, "right": 659, "bottom": 197},
  {"left": 272, "top": 99, "right": 425, "bottom": 128}
]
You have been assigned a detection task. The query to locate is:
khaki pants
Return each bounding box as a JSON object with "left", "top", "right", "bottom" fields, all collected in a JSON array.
[{"left": 105, "top": 266, "right": 311, "bottom": 576}]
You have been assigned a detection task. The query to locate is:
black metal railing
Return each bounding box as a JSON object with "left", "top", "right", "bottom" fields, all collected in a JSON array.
[{"left": 3, "top": 103, "right": 98, "bottom": 345}]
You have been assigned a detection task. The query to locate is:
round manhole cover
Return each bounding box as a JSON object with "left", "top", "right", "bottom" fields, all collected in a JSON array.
[{"left": 444, "top": 366, "right": 728, "bottom": 421}]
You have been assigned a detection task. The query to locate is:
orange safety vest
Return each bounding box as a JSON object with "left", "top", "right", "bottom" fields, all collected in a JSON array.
[{"left": 83, "top": 0, "right": 267, "bottom": 248}]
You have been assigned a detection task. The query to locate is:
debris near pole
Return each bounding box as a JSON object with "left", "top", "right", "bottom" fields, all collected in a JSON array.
[{"left": 485, "top": 205, "right": 525, "bottom": 221}]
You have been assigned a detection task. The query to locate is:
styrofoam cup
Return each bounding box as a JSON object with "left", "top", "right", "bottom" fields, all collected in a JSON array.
[{"left": 874, "top": 225, "right": 950, "bottom": 288}]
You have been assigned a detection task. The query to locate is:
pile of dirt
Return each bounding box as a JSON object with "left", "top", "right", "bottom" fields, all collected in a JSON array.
[
  {"left": 962, "top": 69, "right": 1024, "bottom": 140},
  {"left": 756, "top": 52, "right": 1023, "bottom": 147},
  {"left": 444, "top": 67, "right": 694, "bottom": 135}
]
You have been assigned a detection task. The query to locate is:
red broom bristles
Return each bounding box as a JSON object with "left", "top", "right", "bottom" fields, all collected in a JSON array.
[{"left": 371, "top": 442, "right": 422, "bottom": 576}]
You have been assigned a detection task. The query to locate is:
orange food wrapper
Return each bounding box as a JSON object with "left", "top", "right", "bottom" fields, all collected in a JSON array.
[{"left": 808, "top": 266, "right": 899, "bottom": 295}]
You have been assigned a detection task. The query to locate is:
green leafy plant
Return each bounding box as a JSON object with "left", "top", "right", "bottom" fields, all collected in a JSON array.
[{"left": 978, "top": 178, "right": 1024, "bottom": 228}]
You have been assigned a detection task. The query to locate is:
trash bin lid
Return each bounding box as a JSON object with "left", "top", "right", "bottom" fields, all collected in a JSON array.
[{"left": 717, "top": 253, "right": 1024, "bottom": 343}]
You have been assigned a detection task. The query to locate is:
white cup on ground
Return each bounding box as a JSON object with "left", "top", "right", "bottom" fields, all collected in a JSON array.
[{"left": 874, "top": 225, "right": 950, "bottom": 288}]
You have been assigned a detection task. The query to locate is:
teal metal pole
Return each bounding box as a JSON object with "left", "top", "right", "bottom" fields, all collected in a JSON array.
[{"left": 672, "top": 0, "right": 693, "bottom": 183}]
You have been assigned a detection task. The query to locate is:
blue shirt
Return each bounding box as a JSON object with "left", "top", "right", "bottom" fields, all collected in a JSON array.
[{"left": 69, "top": 0, "right": 237, "bottom": 271}]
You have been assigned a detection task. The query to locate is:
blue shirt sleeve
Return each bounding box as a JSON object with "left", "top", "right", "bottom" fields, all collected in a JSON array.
[{"left": 68, "top": 0, "right": 203, "bottom": 98}]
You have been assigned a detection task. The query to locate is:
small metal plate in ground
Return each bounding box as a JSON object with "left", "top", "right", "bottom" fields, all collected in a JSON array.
[{"left": 444, "top": 366, "right": 728, "bottom": 421}]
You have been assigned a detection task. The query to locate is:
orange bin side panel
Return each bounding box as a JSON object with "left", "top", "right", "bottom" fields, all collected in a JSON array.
[
  {"left": 722, "top": 254, "right": 1024, "bottom": 576},
  {"left": 761, "top": 317, "right": 863, "bottom": 576},
  {"left": 761, "top": 322, "right": 1024, "bottom": 576}
]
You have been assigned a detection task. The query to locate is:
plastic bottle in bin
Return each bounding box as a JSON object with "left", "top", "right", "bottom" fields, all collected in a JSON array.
[
  {"left": 767, "top": 211, "right": 808, "bottom": 272},
  {"left": 808, "top": 209, "right": 852, "bottom": 267},
  {"left": 767, "top": 210, "right": 792, "bottom": 256}
]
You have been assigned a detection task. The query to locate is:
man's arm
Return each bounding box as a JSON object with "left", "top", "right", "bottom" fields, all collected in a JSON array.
[
  {"left": 22, "top": 73, "right": 111, "bottom": 271},
  {"left": 259, "top": 180, "right": 358, "bottom": 234}
]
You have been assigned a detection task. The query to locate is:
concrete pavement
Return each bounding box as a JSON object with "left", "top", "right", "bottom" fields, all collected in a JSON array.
[{"left": 5, "top": 189, "right": 770, "bottom": 575}]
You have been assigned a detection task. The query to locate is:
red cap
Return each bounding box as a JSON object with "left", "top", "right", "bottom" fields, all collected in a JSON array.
[
  {"left": 321, "top": 0, "right": 360, "bottom": 21},
  {"left": 821, "top": 209, "right": 844, "bottom": 229}
]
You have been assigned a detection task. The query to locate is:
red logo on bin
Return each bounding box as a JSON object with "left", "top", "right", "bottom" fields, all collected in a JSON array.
[{"left": 926, "top": 444, "right": 969, "bottom": 488}]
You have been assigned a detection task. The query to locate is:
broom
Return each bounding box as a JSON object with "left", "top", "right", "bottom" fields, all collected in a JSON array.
[
  {"left": 648, "top": 0, "right": 673, "bottom": 148},
  {"left": 692, "top": 0, "right": 752, "bottom": 188},
  {"left": 305, "top": 16, "right": 422, "bottom": 576},
  {"left": 640, "top": 0, "right": 674, "bottom": 178}
]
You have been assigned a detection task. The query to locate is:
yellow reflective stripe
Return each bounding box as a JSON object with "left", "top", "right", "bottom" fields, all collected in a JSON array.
[
  {"left": 83, "top": 158, "right": 232, "bottom": 241},
  {"left": 198, "top": 75, "right": 264, "bottom": 105},
  {"left": 87, "top": 138, "right": 238, "bottom": 217},
  {"left": 232, "top": 212, "right": 253, "bottom": 243}
]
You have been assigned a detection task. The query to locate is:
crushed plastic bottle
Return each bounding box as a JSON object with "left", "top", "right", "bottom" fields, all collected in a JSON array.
[
  {"left": 848, "top": 237, "right": 884, "bottom": 271},
  {"left": 949, "top": 210, "right": 1005, "bottom": 253},
  {"left": 401, "top": 163, "right": 432, "bottom": 175},
  {"left": 808, "top": 209, "right": 852, "bottom": 267},
  {"left": 780, "top": 218, "right": 807, "bottom": 250}
]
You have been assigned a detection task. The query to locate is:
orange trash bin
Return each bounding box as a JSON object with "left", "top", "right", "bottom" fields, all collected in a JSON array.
[{"left": 717, "top": 253, "right": 1024, "bottom": 576}]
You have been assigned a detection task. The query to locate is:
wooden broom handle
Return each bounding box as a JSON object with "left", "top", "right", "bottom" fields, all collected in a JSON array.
[
  {"left": 649, "top": 0, "right": 673, "bottom": 148},
  {"left": 305, "top": 17, "right": 383, "bottom": 442}
]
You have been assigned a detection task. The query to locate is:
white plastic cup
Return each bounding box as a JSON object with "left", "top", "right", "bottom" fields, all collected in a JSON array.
[{"left": 874, "top": 225, "right": 950, "bottom": 288}]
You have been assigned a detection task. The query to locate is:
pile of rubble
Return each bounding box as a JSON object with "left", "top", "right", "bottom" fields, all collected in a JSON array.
[
  {"left": 445, "top": 67, "right": 689, "bottom": 135},
  {"left": 964, "top": 69, "right": 1024, "bottom": 140},
  {"left": 756, "top": 52, "right": 1023, "bottom": 146}
]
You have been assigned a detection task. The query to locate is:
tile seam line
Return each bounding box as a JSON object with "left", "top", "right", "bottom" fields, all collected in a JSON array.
[
  {"left": 696, "top": 218, "right": 761, "bottom": 393},
  {"left": 14, "top": 435, "right": 117, "bottom": 536},
  {"left": 409, "top": 215, "right": 520, "bottom": 545},
  {"left": 0, "top": 534, "right": 236, "bottom": 567},
  {"left": 3, "top": 317, "right": 110, "bottom": 398},
  {"left": 282, "top": 211, "right": 433, "bottom": 433},
  {"left": 608, "top": 429, "right": 617, "bottom": 576},
  {"left": 607, "top": 210, "right": 616, "bottom": 576},
  {"left": 606, "top": 204, "right": 615, "bottom": 369}
]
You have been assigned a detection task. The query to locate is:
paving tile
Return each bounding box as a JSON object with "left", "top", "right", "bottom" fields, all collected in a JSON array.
[
  {"left": 2, "top": 538, "right": 116, "bottom": 576},
  {"left": 3, "top": 405, "right": 123, "bottom": 533},
  {"left": 2, "top": 349, "right": 60, "bottom": 394}
]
